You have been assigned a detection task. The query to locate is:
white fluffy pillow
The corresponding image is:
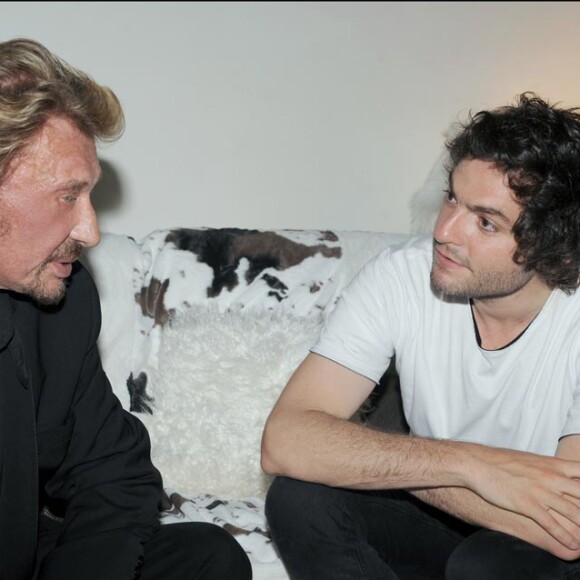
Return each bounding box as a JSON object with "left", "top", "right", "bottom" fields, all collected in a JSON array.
[
  {"left": 409, "top": 148, "right": 448, "bottom": 235},
  {"left": 409, "top": 123, "right": 462, "bottom": 235},
  {"left": 138, "top": 305, "right": 322, "bottom": 499}
]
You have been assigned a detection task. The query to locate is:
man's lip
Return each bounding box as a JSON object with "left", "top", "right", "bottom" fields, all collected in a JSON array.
[
  {"left": 435, "top": 248, "right": 467, "bottom": 269},
  {"left": 50, "top": 253, "right": 80, "bottom": 265},
  {"left": 50, "top": 260, "right": 74, "bottom": 279}
]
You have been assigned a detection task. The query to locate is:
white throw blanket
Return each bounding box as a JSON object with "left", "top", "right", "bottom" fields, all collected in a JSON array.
[{"left": 82, "top": 227, "right": 411, "bottom": 580}]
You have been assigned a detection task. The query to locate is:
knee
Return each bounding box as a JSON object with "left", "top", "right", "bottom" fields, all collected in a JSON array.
[
  {"left": 167, "top": 522, "right": 252, "bottom": 580},
  {"left": 198, "top": 524, "right": 252, "bottom": 580},
  {"left": 446, "top": 530, "right": 564, "bottom": 580}
]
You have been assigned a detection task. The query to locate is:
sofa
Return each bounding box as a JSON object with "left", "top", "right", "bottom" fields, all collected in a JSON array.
[{"left": 81, "top": 225, "right": 417, "bottom": 579}]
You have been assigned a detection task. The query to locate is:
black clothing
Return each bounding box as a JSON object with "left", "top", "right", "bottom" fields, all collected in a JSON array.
[
  {"left": 36, "top": 521, "right": 253, "bottom": 580},
  {"left": 0, "top": 263, "right": 162, "bottom": 580},
  {"left": 266, "top": 476, "right": 580, "bottom": 580}
]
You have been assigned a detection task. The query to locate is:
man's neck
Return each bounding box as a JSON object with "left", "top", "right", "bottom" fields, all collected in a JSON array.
[{"left": 471, "top": 277, "right": 553, "bottom": 350}]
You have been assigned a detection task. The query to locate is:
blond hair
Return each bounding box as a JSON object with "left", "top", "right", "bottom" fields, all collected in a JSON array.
[{"left": 0, "top": 38, "right": 124, "bottom": 183}]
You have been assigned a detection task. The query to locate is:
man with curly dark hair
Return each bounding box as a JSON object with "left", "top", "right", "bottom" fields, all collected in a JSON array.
[
  {"left": 0, "top": 38, "right": 251, "bottom": 580},
  {"left": 262, "top": 93, "right": 580, "bottom": 579}
]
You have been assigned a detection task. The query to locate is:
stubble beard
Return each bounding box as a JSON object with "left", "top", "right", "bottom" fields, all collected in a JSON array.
[
  {"left": 25, "top": 241, "right": 83, "bottom": 306},
  {"left": 430, "top": 246, "right": 534, "bottom": 301}
]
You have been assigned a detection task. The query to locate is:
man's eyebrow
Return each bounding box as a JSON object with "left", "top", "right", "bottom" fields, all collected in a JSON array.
[
  {"left": 448, "top": 177, "right": 514, "bottom": 227},
  {"left": 467, "top": 203, "right": 512, "bottom": 226},
  {"left": 59, "top": 172, "right": 102, "bottom": 194},
  {"left": 60, "top": 181, "right": 91, "bottom": 193}
]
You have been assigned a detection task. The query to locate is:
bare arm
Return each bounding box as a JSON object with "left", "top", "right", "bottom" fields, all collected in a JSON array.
[
  {"left": 261, "top": 353, "right": 580, "bottom": 554},
  {"left": 410, "top": 486, "right": 580, "bottom": 561},
  {"left": 262, "top": 353, "right": 467, "bottom": 489},
  {"left": 410, "top": 435, "right": 580, "bottom": 560}
]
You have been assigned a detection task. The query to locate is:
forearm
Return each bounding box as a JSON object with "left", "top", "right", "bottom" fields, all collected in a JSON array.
[
  {"left": 262, "top": 408, "right": 469, "bottom": 489},
  {"left": 411, "top": 486, "right": 580, "bottom": 561},
  {"left": 263, "top": 406, "right": 580, "bottom": 552},
  {"left": 263, "top": 350, "right": 580, "bottom": 553}
]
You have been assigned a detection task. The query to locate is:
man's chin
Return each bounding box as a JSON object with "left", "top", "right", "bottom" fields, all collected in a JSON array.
[
  {"left": 24, "top": 279, "right": 68, "bottom": 306},
  {"left": 431, "top": 269, "right": 456, "bottom": 292},
  {"left": 430, "top": 271, "right": 470, "bottom": 300}
]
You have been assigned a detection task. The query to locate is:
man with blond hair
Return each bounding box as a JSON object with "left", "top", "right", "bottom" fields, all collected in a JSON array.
[{"left": 0, "top": 38, "right": 251, "bottom": 580}]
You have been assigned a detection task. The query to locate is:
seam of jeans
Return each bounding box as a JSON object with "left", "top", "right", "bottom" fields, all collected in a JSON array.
[{"left": 338, "top": 496, "right": 374, "bottom": 579}]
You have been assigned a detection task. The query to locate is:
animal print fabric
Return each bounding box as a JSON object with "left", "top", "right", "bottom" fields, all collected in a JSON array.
[
  {"left": 160, "top": 491, "right": 284, "bottom": 578},
  {"left": 83, "top": 227, "right": 409, "bottom": 579},
  {"left": 129, "top": 227, "right": 346, "bottom": 410}
]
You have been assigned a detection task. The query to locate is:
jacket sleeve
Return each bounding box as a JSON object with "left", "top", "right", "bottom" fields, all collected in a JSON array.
[{"left": 37, "top": 266, "right": 163, "bottom": 580}]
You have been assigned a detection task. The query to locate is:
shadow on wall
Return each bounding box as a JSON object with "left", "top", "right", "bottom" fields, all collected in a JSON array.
[{"left": 92, "top": 158, "right": 124, "bottom": 220}]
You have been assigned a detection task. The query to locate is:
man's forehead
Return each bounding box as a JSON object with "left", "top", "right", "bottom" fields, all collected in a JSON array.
[
  {"left": 451, "top": 159, "right": 522, "bottom": 220},
  {"left": 2, "top": 117, "right": 100, "bottom": 189}
]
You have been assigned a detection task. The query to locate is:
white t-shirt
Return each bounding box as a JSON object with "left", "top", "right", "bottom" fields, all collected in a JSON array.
[{"left": 312, "top": 235, "right": 580, "bottom": 456}]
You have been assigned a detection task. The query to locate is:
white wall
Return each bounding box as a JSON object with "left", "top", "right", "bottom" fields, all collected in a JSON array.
[{"left": 2, "top": 1, "right": 580, "bottom": 239}]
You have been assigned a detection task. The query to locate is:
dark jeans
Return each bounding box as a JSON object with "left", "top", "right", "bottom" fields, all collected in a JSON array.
[
  {"left": 266, "top": 476, "right": 580, "bottom": 580},
  {"left": 35, "top": 521, "right": 252, "bottom": 580},
  {"left": 139, "top": 522, "right": 252, "bottom": 580}
]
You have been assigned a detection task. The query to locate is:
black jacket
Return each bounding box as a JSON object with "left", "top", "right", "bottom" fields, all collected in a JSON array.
[{"left": 0, "top": 263, "right": 163, "bottom": 580}]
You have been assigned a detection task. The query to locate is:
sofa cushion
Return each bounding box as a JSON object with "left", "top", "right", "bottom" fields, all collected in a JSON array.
[{"left": 138, "top": 303, "right": 322, "bottom": 499}]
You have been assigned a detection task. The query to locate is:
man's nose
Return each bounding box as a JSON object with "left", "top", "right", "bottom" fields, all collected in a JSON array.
[
  {"left": 433, "top": 206, "right": 463, "bottom": 245},
  {"left": 70, "top": 198, "right": 101, "bottom": 248}
]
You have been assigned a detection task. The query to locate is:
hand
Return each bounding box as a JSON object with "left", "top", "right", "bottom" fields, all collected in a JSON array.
[{"left": 465, "top": 445, "right": 580, "bottom": 550}]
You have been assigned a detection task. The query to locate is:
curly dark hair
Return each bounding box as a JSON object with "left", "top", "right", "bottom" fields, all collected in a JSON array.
[{"left": 446, "top": 92, "right": 580, "bottom": 292}]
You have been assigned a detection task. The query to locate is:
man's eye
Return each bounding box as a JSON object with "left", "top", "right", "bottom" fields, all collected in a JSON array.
[
  {"left": 480, "top": 217, "right": 497, "bottom": 232},
  {"left": 444, "top": 189, "right": 456, "bottom": 203}
]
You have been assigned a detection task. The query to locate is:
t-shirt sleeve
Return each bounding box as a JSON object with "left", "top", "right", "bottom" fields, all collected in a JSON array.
[
  {"left": 311, "top": 249, "right": 401, "bottom": 384},
  {"left": 560, "top": 405, "right": 580, "bottom": 442}
]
